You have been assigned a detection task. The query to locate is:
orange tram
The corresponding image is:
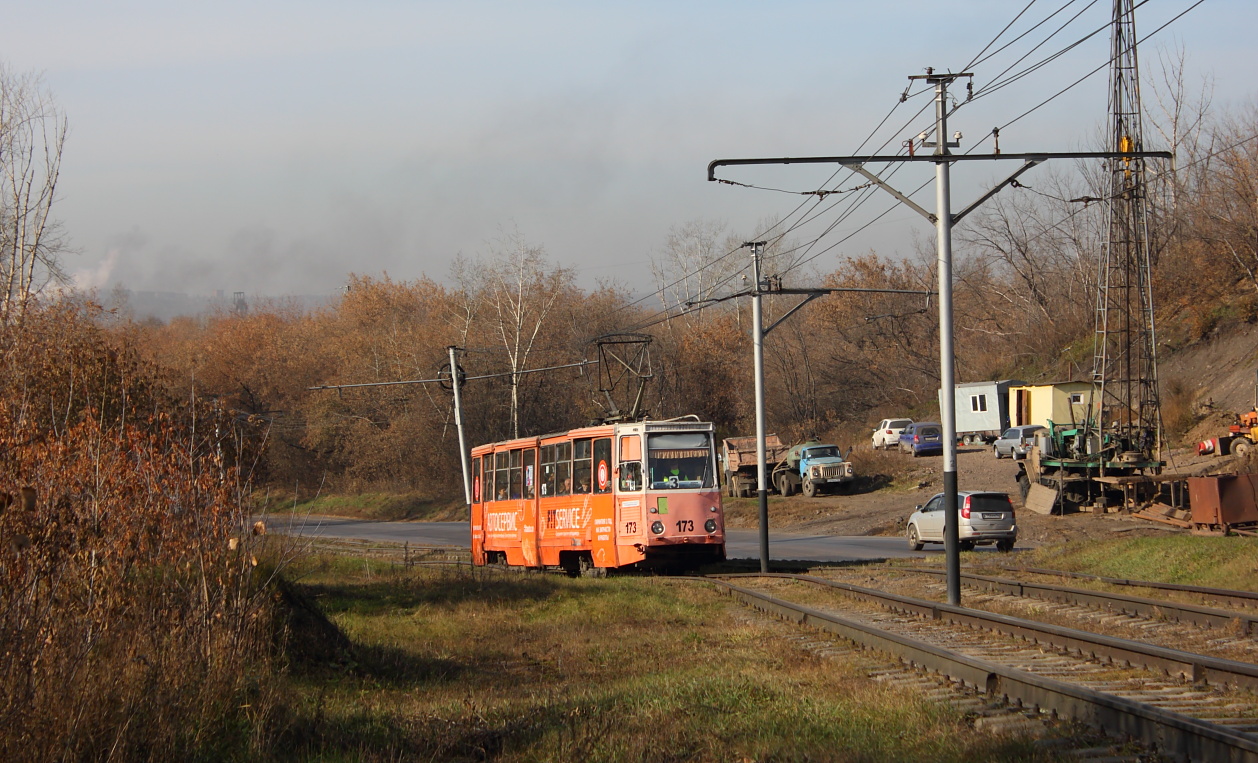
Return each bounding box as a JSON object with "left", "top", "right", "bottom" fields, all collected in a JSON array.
[{"left": 470, "top": 417, "right": 726, "bottom": 575}]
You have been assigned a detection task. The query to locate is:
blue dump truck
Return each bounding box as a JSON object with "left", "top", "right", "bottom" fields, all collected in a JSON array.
[{"left": 773, "top": 440, "right": 855, "bottom": 497}]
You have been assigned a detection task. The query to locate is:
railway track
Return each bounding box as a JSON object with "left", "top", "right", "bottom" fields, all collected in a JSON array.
[
  {"left": 706, "top": 572, "right": 1258, "bottom": 762},
  {"left": 912, "top": 568, "right": 1258, "bottom": 633},
  {"left": 727, "top": 606, "right": 1147, "bottom": 761},
  {"left": 993, "top": 565, "right": 1258, "bottom": 612}
]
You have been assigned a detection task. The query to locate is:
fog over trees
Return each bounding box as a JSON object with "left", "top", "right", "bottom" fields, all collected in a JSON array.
[{"left": 2, "top": 63, "right": 1257, "bottom": 503}]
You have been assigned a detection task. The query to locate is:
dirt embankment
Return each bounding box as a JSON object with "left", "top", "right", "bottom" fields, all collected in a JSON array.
[
  {"left": 722, "top": 445, "right": 1221, "bottom": 548},
  {"left": 1161, "top": 321, "right": 1258, "bottom": 417},
  {"left": 721, "top": 322, "right": 1258, "bottom": 547}
]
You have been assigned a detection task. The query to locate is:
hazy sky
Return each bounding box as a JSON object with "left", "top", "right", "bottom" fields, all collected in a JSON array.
[{"left": 7, "top": 1, "right": 1253, "bottom": 300}]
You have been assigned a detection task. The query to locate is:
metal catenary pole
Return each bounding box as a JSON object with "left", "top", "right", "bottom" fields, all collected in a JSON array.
[
  {"left": 747, "top": 241, "right": 771, "bottom": 573},
  {"left": 449, "top": 345, "right": 473, "bottom": 506},
  {"left": 709, "top": 68, "right": 1170, "bottom": 606},
  {"left": 921, "top": 72, "right": 963, "bottom": 606}
]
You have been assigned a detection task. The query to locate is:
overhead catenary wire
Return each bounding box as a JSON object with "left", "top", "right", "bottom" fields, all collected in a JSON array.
[
  {"left": 307, "top": 359, "right": 596, "bottom": 392},
  {"left": 769, "top": 0, "right": 1137, "bottom": 271},
  {"left": 967, "top": 0, "right": 1106, "bottom": 101},
  {"left": 967, "top": 0, "right": 1096, "bottom": 72},
  {"left": 615, "top": 0, "right": 1202, "bottom": 338},
  {"left": 962, "top": 0, "right": 1044, "bottom": 70},
  {"left": 749, "top": 0, "right": 1204, "bottom": 285},
  {"left": 976, "top": 0, "right": 1205, "bottom": 138},
  {"left": 597, "top": 73, "right": 943, "bottom": 335},
  {"left": 701, "top": 0, "right": 1082, "bottom": 282}
]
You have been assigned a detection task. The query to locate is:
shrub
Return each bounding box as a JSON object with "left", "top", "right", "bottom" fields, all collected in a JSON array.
[{"left": 0, "top": 303, "right": 284, "bottom": 760}]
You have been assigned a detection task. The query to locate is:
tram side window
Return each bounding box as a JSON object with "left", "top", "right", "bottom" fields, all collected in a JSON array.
[
  {"left": 523, "top": 449, "right": 536, "bottom": 499},
  {"left": 509, "top": 449, "right": 523, "bottom": 500},
  {"left": 472, "top": 457, "right": 482, "bottom": 503},
  {"left": 494, "top": 452, "right": 510, "bottom": 501},
  {"left": 593, "top": 438, "right": 611, "bottom": 494},
  {"left": 483, "top": 455, "right": 495, "bottom": 501},
  {"left": 573, "top": 438, "right": 592, "bottom": 494},
  {"left": 540, "top": 444, "right": 556, "bottom": 496},
  {"left": 619, "top": 435, "right": 642, "bottom": 491},
  {"left": 555, "top": 441, "right": 572, "bottom": 495}
]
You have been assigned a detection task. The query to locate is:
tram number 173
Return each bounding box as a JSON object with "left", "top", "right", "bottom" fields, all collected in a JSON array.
[{"left": 675, "top": 519, "right": 694, "bottom": 532}]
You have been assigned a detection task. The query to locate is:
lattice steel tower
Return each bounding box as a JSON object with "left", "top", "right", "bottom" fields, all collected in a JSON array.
[{"left": 1091, "top": 0, "right": 1161, "bottom": 465}]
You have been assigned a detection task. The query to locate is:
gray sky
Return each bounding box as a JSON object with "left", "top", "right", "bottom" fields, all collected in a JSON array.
[{"left": 8, "top": 1, "right": 1252, "bottom": 301}]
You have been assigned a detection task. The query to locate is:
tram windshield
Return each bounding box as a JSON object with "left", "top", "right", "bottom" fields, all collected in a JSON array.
[{"left": 647, "top": 432, "right": 715, "bottom": 489}]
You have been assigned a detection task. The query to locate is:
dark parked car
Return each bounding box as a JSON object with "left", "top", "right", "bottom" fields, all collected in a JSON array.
[
  {"left": 992, "top": 425, "right": 1047, "bottom": 459},
  {"left": 898, "top": 422, "right": 943, "bottom": 457}
]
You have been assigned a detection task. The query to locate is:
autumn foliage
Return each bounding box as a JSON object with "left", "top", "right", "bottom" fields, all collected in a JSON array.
[{"left": 0, "top": 303, "right": 280, "bottom": 760}]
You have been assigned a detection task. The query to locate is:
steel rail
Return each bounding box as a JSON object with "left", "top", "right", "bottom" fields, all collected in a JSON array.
[
  {"left": 997, "top": 565, "right": 1258, "bottom": 610},
  {"left": 906, "top": 568, "right": 1258, "bottom": 635},
  {"left": 703, "top": 577, "right": 1258, "bottom": 762},
  {"left": 722, "top": 573, "right": 1258, "bottom": 693}
]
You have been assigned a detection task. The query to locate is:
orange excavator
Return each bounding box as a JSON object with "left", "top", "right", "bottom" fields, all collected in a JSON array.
[{"left": 1228, "top": 409, "right": 1258, "bottom": 458}]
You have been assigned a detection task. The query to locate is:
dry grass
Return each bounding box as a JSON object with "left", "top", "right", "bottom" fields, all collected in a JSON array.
[{"left": 270, "top": 557, "right": 1062, "bottom": 761}]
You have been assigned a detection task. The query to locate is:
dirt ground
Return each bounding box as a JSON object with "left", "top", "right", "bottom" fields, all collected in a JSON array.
[{"left": 722, "top": 442, "right": 1234, "bottom": 548}]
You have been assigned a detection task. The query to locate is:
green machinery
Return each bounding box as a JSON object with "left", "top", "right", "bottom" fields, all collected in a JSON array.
[{"left": 1016, "top": 417, "right": 1162, "bottom": 511}]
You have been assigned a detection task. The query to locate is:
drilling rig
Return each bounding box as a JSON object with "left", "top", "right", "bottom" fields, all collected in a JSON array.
[{"left": 1017, "top": 0, "right": 1165, "bottom": 512}]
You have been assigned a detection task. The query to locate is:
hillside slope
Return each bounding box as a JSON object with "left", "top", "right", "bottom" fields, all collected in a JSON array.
[{"left": 1161, "top": 320, "right": 1258, "bottom": 438}]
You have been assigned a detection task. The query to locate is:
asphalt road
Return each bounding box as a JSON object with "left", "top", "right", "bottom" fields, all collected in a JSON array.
[{"left": 265, "top": 515, "right": 943, "bottom": 563}]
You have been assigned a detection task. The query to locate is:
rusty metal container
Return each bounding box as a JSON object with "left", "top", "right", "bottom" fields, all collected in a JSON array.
[{"left": 1188, "top": 474, "right": 1258, "bottom": 529}]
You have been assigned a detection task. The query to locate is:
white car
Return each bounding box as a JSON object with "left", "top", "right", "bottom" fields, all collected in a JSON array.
[{"left": 871, "top": 418, "right": 912, "bottom": 450}]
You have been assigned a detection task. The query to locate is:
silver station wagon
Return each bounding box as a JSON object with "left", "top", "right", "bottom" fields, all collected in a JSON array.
[
  {"left": 992, "top": 425, "right": 1046, "bottom": 459},
  {"left": 906, "top": 491, "right": 1017, "bottom": 552}
]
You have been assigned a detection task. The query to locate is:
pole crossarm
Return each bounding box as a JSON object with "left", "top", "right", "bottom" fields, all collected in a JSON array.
[
  {"left": 849, "top": 164, "right": 935, "bottom": 222},
  {"left": 953, "top": 159, "right": 1043, "bottom": 224},
  {"left": 686, "top": 285, "right": 935, "bottom": 336},
  {"left": 769, "top": 287, "right": 934, "bottom": 296},
  {"left": 763, "top": 293, "right": 823, "bottom": 336},
  {"left": 685, "top": 285, "right": 935, "bottom": 310},
  {"left": 707, "top": 150, "right": 1171, "bottom": 182}
]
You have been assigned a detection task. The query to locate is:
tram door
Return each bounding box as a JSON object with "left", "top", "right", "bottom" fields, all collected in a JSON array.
[
  {"left": 470, "top": 454, "right": 485, "bottom": 564},
  {"left": 615, "top": 433, "right": 646, "bottom": 566}
]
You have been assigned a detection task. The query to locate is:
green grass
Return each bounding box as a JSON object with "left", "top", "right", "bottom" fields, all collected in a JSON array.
[
  {"left": 1025, "top": 535, "right": 1258, "bottom": 590},
  {"left": 273, "top": 492, "right": 462, "bottom": 521},
  {"left": 273, "top": 558, "right": 1060, "bottom": 761}
]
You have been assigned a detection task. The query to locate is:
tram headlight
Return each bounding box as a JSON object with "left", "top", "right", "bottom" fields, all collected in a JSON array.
[
  {"left": 705, "top": 519, "right": 717, "bottom": 533},
  {"left": 651, "top": 521, "right": 664, "bottom": 535}
]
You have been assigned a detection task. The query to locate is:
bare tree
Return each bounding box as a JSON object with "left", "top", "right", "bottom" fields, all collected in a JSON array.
[
  {"left": 477, "top": 229, "right": 574, "bottom": 438},
  {"left": 0, "top": 66, "right": 68, "bottom": 325},
  {"left": 651, "top": 218, "right": 742, "bottom": 327},
  {"left": 1146, "top": 43, "right": 1214, "bottom": 228},
  {"left": 1191, "top": 104, "right": 1258, "bottom": 293}
]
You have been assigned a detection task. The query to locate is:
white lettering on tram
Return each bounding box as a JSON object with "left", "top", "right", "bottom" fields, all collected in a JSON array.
[
  {"left": 486, "top": 512, "right": 518, "bottom": 532},
  {"left": 549, "top": 508, "right": 582, "bottom": 530}
]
